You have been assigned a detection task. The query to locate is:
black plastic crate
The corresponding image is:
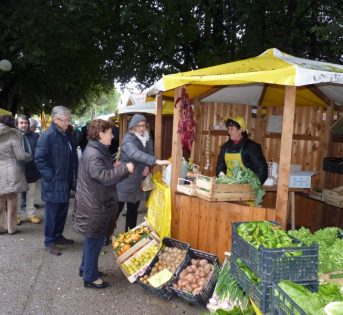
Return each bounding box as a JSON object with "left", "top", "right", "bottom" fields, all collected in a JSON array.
[
  {"left": 272, "top": 282, "right": 319, "bottom": 315},
  {"left": 136, "top": 237, "right": 189, "bottom": 299},
  {"left": 230, "top": 254, "right": 318, "bottom": 315},
  {"left": 232, "top": 222, "right": 319, "bottom": 283},
  {"left": 169, "top": 248, "right": 220, "bottom": 306},
  {"left": 323, "top": 157, "right": 343, "bottom": 174}
]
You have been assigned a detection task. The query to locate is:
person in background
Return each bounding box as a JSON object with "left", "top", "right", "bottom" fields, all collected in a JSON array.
[
  {"left": 108, "top": 118, "right": 119, "bottom": 158},
  {"left": 73, "top": 119, "right": 134, "bottom": 289},
  {"left": 116, "top": 114, "right": 170, "bottom": 232},
  {"left": 216, "top": 116, "right": 268, "bottom": 185},
  {"left": 66, "top": 124, "right": 79, "bottom": 195},
  {"left": 35, "top": 106, "right": 78, "bottom": 255},
  {"left": 79, "top": 121, "right": 90, "bottom": 153},
  {"left": 16, "top": 115, "right": 42, "bottom": 224},
  {"left": 29, "top": 118, "right": 44, "bottom": 208},
  {"left": 0, "top": 115, "right": 31, "bottom": 234}
]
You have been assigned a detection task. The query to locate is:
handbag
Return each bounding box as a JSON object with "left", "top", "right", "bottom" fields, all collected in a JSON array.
[{"left": 141, "top": 173, "right": 155, "bottom": 191}]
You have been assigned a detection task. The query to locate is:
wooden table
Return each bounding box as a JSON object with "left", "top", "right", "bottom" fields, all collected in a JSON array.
[{"left": 263, "top": 185, "right": 309, "bottom": 230}]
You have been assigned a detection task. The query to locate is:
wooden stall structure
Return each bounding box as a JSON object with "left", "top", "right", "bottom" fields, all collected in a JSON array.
[
  {"left": 146, "top": 48, "right": 343, "bottom": 262},
  {"left": 118, "top": 94, "right": 174, "bottom": 159}
]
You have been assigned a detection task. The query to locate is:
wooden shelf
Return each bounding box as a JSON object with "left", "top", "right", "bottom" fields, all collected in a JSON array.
[
  {"left": 202, "top": 130, "right": 228, "bottom": 136},
  {"left": 265, "top": 133, "right": 320, "bottom": 141}
]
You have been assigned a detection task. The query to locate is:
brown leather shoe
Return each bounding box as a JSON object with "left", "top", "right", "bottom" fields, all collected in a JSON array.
[
  {"left": 27, "top": 215, "right": 41, "bottom": 224},
  {"left": 55, "top": 236, "right": 74, "bottom": 245},
  {"left": 45, "top": 244, "right": 62, "bottom": 256}
]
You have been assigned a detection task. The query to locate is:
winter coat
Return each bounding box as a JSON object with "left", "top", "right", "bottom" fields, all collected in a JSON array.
[
  {"left": 35, "top": 123, "right": 78, "bottom": 203},
  {"left": 22, "top": 131, "right": 41, "bottom": 183},
  {"left": 216, "top": 137, "right": 268, "bottom": 184},
  {"left": 0, "top": 124, "right": 31, "bottom": 195},
  {"left": 117, "top": 132, "right": 155, "bottom": 203},
  {"left": 73, "top": 140, "right": 129, "bottom": 238}
]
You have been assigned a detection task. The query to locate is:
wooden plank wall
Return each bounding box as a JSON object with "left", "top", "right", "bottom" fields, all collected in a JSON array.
[
  {"left": 193, "top": 103, "right": 342, "bottom": 189},
  {"left": 173, "top": 193, "right": 275, "bottom": 263}
]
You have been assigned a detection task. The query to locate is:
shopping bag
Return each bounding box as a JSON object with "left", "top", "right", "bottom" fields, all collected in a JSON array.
[
  {"left": 146, "top": 172, "right": 171, "bottom": 240},
  {"left": 141, "top": 173, "right": 155, "bottom": 191}
]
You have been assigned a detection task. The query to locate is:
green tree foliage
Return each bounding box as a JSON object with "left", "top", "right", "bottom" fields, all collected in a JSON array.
[
  {"left": 74, "top": 88, "right": 121, "bottom": 125},
  {"left": 0, "top": 0, "right": 116, "bottom": 114},
  {"left": 1, "top": 0, "right": 342, "bottom": 115}
]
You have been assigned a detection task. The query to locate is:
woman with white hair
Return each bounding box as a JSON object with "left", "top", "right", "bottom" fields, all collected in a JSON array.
[{"left": 116, "top": 114, "right": 169, "bottom": 232}]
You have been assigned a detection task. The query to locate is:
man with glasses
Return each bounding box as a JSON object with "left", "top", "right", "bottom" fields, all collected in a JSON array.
[{"left": 35, "top": 106, "right": 78, "bottom": 255}]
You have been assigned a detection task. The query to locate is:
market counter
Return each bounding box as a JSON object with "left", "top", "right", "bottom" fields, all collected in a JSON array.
[{"left": 172, "top": 193, "right": 276, "bottom": 263}]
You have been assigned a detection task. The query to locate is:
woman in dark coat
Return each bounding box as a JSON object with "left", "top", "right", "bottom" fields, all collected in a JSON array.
[
  {"left": 73, "top": 119, "right": 134, "bottom": 289},
  {"left": 116, "top": 114, "right": 170, "bottom": 232},
  {"left": 216, "top": 116, "right": 268, "bottom": 185}
]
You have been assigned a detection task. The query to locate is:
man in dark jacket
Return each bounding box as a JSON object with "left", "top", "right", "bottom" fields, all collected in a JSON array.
[
  {"left": 35, "top": 106, "right": 78, "bottom": 255},
  {"left": 16, "top": 115, "right": 42, "bottom": 224}
]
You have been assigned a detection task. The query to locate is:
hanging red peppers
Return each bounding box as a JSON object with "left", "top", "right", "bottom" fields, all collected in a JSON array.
[{"left": 174, "top": 88, "right": 196, "bottom": 153}]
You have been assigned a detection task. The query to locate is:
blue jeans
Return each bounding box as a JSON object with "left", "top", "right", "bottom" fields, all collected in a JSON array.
[
  {"left": 44, "top": 201, "right": 69, "bottom": 247},
  {"left": 80, "top": 238, "right": 104, "bottom": 282}
]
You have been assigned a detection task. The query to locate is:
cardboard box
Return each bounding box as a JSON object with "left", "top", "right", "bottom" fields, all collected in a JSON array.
[
  {"left": 323, "top": 186, "right": 343, "bottom": 208},
  {"left": 289, "top": 171, "right": 318, "bottom": 188}
]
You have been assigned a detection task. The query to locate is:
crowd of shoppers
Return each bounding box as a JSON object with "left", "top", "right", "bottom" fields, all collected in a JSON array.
[{"left": 0, "top": 109, "right": 169, "bottom": 289}]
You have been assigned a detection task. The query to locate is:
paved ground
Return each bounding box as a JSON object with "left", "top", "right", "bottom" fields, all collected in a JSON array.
[{"left": 0, "top": 200, "right": 205, "bottom": 315}]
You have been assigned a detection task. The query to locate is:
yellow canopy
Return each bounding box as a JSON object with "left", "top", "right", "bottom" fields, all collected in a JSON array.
[
  {"left": 0, "top": 108, "right": 12, "bottom": 115},
  {"left": 146, "top": 48, "right": 343, "bottom": 107}
]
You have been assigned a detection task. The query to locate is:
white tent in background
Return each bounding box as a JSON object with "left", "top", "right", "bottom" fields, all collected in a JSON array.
[{"left": 118, "top": 101, "right": 157, "bottom": 115}]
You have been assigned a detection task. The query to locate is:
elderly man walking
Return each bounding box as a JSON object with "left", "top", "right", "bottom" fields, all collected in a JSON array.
[{"left": 35, "top": 106, "right": 78, "bottom": 255}]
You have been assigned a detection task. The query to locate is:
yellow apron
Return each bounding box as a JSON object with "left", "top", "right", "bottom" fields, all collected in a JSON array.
[
  {"left": 224, "top": 151, "right": 244, "bottom": 176},
  {"left": 225, "top": 151, "right": 256, "bottom": 206}
]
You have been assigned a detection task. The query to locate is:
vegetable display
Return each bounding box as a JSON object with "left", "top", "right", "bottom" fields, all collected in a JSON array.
[
  {"left": 121, "top": 244, "right": 159, "bottom": 276},
  {"left": 215, "top": 164, "right": 265, "bottom": 206},
  {"left": 172, "top": 258, "right": 214, "bottom": 295},
  {"left": 112, "top": 225, "right": 151, "bottom": 256},
  {"left": 288, "top": 227, "right": 343, "bottom": 274},
  {"left": 277, "top": 280, "right": 343, "bottom": 315},
  {"left": 237, "top": 221, "right": 300, "bottom": 250},
  {"left": 139, "top": 246, "right": 187, "bottom": 285},
  {"left": 208, "top": 259, "right": 249, "bottom": 312}
]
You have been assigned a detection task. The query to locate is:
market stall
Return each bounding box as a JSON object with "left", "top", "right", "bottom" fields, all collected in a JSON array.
[
  {"left": 117, "top": 94, "right": 174, "bottom": 159},
  {"left": 145, "top": 48, "right": 343, "bottom": 261}
]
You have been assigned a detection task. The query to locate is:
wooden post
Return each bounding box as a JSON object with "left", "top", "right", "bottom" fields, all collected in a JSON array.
[
  {"left": 190, "top": 97, "right": 199, "bottom": 162},
  {"left": 319, "top": 101, "right": 334, "bottom": 188},
  {"left": 254, "top": 84, "right": 267, "bottom": 145},
  {"left": 120, "top": 114, "right": 128, "bottom": 145},
  {"left": 170, "top": 87, "right": 184, "bottom": 212},
  {"left": 154, "top": 94, "right": 163, "bottom": 159},
  {"left": 276, "top": 86, "right": 296, "bottom": 229}
]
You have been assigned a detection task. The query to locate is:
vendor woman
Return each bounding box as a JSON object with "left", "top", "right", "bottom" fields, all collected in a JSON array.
[{"left": 216, "top": 116, "right": 268, "bottom": 185}]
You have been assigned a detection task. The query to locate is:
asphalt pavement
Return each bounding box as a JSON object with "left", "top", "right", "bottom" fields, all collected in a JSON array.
[{"left": 0, "top": 199, "right": 205, "bottom": 315}]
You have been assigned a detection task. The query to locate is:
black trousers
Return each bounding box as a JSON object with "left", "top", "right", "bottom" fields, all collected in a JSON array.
[{"left": 118, "top": 201, "right": 140, "bottom": 232}]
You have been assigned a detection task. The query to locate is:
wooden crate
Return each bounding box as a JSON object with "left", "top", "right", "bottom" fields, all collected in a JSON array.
[
  {"left": 195, "top": 175, "right": 254, "bottom": 202},
  {"left": 323, "top": 186, "right": 343, "bottom": 208},
  {"left": 176, "top": 178, "right": 196, "bottom": 196},
  {"left": 320, "top": 270, "right": 343, "bottom": 285}
]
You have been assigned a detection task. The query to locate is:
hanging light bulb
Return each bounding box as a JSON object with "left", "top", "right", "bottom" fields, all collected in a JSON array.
[{"left": 0, "top": 59, "right": 12, "bottom": 72}]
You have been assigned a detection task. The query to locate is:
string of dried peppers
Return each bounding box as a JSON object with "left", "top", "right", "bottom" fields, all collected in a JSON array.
[{"left": 174, "top": 88, "right": 196, "bottom": 153}]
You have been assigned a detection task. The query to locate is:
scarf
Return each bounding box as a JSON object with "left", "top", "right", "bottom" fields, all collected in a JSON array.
[{"left": 134, "top": 130, "right": 150, "bottom": 147}]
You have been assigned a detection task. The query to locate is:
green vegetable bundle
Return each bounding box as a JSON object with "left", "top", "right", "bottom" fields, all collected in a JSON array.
[
  {"left": 276, "top": 280, "right": 343, "bottom": 315},
  {"left": 237, "top": 221, "right": 300, "bottom": 250},
  {"left": 215, "top": 164, "right": 265, "bottom": 206},
  {"left": 288, "top": 227, "right": 343, "bottom": 274}
]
